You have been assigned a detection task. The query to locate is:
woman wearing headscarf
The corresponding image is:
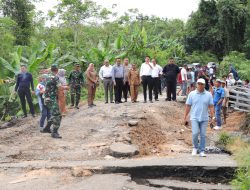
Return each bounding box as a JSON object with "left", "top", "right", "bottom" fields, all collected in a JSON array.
[
  {"left": 86, "top": 63, "right": 98, "bottom": 108},
  {"left": 57, "top": 69, "right": 69, "bottom": 115}
]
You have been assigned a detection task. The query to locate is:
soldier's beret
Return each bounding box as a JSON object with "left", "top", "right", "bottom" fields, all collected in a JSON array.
[{"left": 51, "top": 64, "right": 58, "bottom": 69}]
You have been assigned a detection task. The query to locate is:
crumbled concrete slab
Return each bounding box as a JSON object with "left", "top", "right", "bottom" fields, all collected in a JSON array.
[{"left": 110, "top": 142, "right": 139, "bottom": 157}]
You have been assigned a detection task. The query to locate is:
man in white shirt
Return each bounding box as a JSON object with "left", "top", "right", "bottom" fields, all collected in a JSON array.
[
  {"left": 140, "top": 56, "right": 153, "bottom": 103},
  {"left": 209, "top": 67, "right": 214, "bottom": 78},
  {"left": 181, "top": 64, "right": 188, "bottom": 96},
  {"left": 99, "top": 60, "right": 114, "bottom": 103},
  {"left": 151, "top": 58, "right": 162, "bottom": 101}
]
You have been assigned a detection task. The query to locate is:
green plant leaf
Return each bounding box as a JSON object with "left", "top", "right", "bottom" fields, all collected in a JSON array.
[{"left": 0, "top": 57, "right": 17, "bottom": 75}]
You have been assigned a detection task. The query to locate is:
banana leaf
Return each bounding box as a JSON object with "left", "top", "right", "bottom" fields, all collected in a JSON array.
[
  {"left": 114, "top": 35, "right": 122, "bottom": 50},
  {"left": 0, "top": 57, "right": 17, "bottom": 75}
]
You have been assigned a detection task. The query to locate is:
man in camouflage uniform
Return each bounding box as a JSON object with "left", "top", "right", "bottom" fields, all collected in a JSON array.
[
  {"left": 68, "top": 62, "right": 84, "bottom": 109},
  {"left": 42, "top": 64, "right": 63, "bottom": 138}
]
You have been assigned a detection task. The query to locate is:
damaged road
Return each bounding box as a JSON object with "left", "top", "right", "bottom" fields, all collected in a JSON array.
[{"left": 0, "top": 95, "right": 244, "bottom": 189}]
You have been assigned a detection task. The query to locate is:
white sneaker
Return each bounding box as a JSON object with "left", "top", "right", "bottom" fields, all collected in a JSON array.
[
  {"left": 214, "top": 126, "right": 222, "bottom": 130},
  {"left": 191, "top": 148, "right": 197, "bottom": 156},
  {"left": 200, "top": 152, "right": 206, "bottom": 157}
]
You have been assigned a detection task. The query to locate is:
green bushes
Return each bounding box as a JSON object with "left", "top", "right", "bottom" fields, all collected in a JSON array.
[
  {"left": 215, "top": 131, "right": 250, "bottom": 189},
  {"left": 219, "top": 51, "right": 250, "bottom": 79},
  {"left": 184, "top": 51, "right": 218, "bottom": 65},
  {"left": 0, "top": 84, "right": 20, "bottom": 121},
  {"left": 231, "top": 145, "right": 250, "bottom": 190},
  {"left": 216, "top": 131, "right": 233, "bottom": 148}
]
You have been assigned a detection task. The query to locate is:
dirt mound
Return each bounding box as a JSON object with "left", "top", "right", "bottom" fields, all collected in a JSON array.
[
  {"left": 130, "top": 123, "right": 167, "bottom": 155},
  {"left": 224, "top": 111, "right": 247, "bottom": 131},
  {"left": 130, "top": 103, "right": 191, "bottom": 156}
]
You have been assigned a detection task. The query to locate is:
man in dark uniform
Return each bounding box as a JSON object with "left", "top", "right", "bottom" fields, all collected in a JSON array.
[
  {"left": 68, "top": 62, "right": 84, "bottom": 109},
  {"left": 14, "top": 64, "right": 35, "bottom": 118},
  {"left": 163, "top": 57, "right": 180, "bottom": 101},
  {"left": 42, "top": 64, "right": 63, "bottom": 138}
]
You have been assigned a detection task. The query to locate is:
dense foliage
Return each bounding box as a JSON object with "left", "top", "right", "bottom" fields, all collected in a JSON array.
[{"left": 0, "top": 0, "right": 249, "bottom": 121}]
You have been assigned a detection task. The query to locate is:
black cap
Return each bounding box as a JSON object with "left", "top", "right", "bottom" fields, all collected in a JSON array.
[
  {"left": 51, "top": 64, "right": 58, "bottom": 69},
  {"left": 74, "top": 62, "right": 80, "bottom": 66}
]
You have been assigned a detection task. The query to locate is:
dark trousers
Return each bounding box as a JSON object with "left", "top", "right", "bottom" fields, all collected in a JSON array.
[
  {"left": 40, "top": 105, "right": 51, "bottom": 128},
  {"left": 142, "top": 76, "right": 153, "bottom": 101},
  {"left": 114, "top": 78, "right": 123, "bottom": 102},
  {"left": 122, "top": 81, "right": 130, "bottom": 101},
  {"left": 152, "top": 77, "right": 160, "bottom": 100},
  {"left": 18, "top": 89, "right": 35, "bottom": 116},
  {"left": 166, "top": 80, "right": 177, "bottom": 101},
  {"left": 158, "top": 77, "right": 162, "bottom": 95},
  {"left": 70, "top": 86, "right": 81, "bottom": 106}
]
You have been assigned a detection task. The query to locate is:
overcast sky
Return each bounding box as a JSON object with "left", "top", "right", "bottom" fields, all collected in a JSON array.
[{"left": 36, "top": 0, "right": 200, "bottom": 22}]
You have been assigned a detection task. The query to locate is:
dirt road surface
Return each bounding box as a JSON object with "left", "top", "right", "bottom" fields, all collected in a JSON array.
[{"left": 0, "top": 94, "right": 245, "bottom": 189}]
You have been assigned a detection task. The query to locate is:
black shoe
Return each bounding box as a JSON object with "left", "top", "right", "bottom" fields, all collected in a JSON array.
[
  {"left": 155, "top": 99, "right": 159, "bottom": 101},
  {"left": 143, "top": 100, "right": 147, "bottom": 103},
  {"left": 75, "top": 106, "right": 79, "bottom": 109},
  {"left": 125, "top": 99, "right": 127, "bottom": 102},
  {"left": 22, "top": 115, "right": 27, "bottom": 118},
  {"left": 115, "top": 101, "right": 119, "bottom": 104},
  {"left": 88, "top": 105, "right": 93, "bottom": 108},
  {"left": 118, "top": 101, "right": 123, "bottom": 103},
  {"left": 51, "top": 133, "right": 62, "bottom": 138},
  {"left": 150, "top": 100, "right": 153, "bottom": 103},
  {"left": 40, "top": 128, "right": 51, "bottom": 133},
  {"left": 111, "top": 101, "right": 114, "bottom": 103},
  {"left": 32, "top": 114, "right": 35, "bottom": 118},
  {"left": 165, "top": 98, "right": 171, "bottom": 101},
  {"left": 92, "top": 104, "right": 96, "bottom": 106}
]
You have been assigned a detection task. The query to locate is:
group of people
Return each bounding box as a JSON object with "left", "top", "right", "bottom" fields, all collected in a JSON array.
[
  {"left": 14, "top": 62, "right": 96, "bottom": 138},
  {"left": 99, "top": 56, "right": 163, "bottom": 104},
  {"left": 183, "top": 67, "right": 249, "bottom": 157},
  {"left": 14, "top": 57, "right": 249, "bottom": 144}
]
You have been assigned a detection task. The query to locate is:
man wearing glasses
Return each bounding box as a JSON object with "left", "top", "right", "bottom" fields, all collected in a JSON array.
[{"left": 184, "top": 78, "right": 215, "bottom": 157}]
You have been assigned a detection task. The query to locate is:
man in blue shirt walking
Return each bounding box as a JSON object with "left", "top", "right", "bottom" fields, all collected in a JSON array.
[
  {"left": 184, "top": 78, "right": 215, "bottom": 157},
  {"left": 213, "top": 79, "right": 225, "bottom": 130}
]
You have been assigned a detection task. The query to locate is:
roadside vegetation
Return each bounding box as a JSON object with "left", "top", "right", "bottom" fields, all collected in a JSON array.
[{"left": 216, "top": 130, "right": 250, "bottom": 189}]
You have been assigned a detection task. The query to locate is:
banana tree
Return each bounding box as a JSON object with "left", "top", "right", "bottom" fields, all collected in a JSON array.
[
  {"left": 0, "top": 41, "right": 80, "bottom": 76},
  {"left": 89, "top": 35, "right": 127, "bottom": 68},
  {"left": 122, "top": 25, "right": 148, "bottom": 60},
  {"left": 0, "top": 41, "right": 77, "bottom": 120}
]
